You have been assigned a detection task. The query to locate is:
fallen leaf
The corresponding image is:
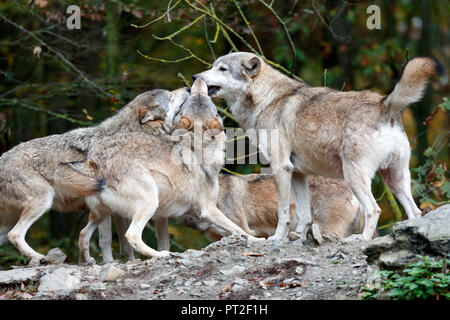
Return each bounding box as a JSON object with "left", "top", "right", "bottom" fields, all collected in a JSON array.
[
  {"left": 221, "top": 284, "right": 232, "bottom": 293},
  {"left": 176, "top": 288, "right": 185, "bottom": 295},
  {"left": 20, "top": 292, "right": 33, "bottom": 300}
]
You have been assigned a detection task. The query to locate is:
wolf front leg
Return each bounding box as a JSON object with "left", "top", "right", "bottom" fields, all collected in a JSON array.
[
  {"left": 155, "top": 217, "right": 170, "bottom": 251},
  {"left": 97, "top": 215, "right": 114, "bottom": 263},
  {"left": 199, "top": 203, "right": 263, "bottom": 242},
  {"left": 267, "top": 139, "right": 293, "bottom": 242},
  {"left": 292, "top": 172, "right": 312, "bottom": 242}
]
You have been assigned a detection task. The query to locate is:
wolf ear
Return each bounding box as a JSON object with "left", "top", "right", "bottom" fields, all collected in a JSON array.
[
  {"left": 139, "top": 107, "right": 156, "bottom": 124},
  {"left": 190, "top": 78, "right": 208, "bottom": 96},
  {"left": 242, "top": 56, "right": 261, "bottom": 78}
]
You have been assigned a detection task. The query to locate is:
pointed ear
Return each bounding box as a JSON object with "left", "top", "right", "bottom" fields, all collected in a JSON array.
[
  {"left": 242, "top": 56, "right": 261, "bottom": 78},
  {"left": 190, "top": 78, "right": 208, "bottom": 96},
  {"left": 139, "top": 107, "right": 156, "bottom": 124}
]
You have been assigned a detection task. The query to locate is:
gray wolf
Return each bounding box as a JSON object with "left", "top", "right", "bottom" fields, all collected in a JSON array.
[
  {"left": 194, "top": 53, "right": 443, "bottom": 242},
  {"left": 59, "top": 78, "right": 263, "bottom": 263},
  {"left": 0, "top": 87, "right": 188, "bottom": 264},
  {"left": 154, "top": 173, "right": 364, "bottom": 250}
]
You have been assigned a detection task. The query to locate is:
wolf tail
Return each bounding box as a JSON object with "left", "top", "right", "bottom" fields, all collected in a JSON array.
[
  {"left": 383, "top": 57, "right": 444, "bottom": 115},
  {"left": 54, "top": 161, "right": 104, "bottom": 197}
]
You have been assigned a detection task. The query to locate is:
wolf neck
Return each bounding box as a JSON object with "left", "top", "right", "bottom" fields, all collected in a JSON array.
[
  {"left": 97, "top": 107, "right": 134, "bottom": 134},
  {"left": 180, "top": 131, "right": 226, "bottom": 177},
  {"left": 228, "top": 65, "right": 305, "bottom": 129}
]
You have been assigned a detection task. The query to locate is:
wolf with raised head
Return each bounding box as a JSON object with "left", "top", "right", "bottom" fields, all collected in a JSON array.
[{"left": 194, "top": 53, "right": 443, "bottom": 242}]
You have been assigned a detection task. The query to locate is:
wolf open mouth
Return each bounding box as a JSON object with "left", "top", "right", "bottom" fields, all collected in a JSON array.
[{"left": 207, "top": 85, "right": 221, "bottom": 96}]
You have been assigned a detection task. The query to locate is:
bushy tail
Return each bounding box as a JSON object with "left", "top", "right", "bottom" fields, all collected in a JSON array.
[
  {"left": 383, "top": 57, "right": 444, "bottom": 115},
  {"left": 54, "top": 161, "right": 104, "bottom": 197}
]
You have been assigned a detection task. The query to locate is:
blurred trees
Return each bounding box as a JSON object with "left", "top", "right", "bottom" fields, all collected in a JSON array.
[{"left": 0, "top": 0, "right": 448, "bottom": 267}]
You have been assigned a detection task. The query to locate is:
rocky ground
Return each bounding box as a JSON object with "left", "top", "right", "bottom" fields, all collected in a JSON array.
[
  {"left": 0, "top": 235, "right": 369, "bottom": 300},
  {"left": 1, "top": 205, "right": 448, "bottom": 300}
]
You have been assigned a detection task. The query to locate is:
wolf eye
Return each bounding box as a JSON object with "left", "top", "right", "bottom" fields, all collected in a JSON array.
[{"left": 219, "top": 66, "right": 227, "bottom": 72}]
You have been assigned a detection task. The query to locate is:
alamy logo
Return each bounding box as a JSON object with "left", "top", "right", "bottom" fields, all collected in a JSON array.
[
  {"left": 66, "top": 5, "right": 81, "bottom": 30},
  {"left": 366, "top": 5, "right": 381, "bottom": 30}
]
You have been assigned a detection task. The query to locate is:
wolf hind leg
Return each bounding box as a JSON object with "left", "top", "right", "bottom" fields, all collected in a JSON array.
[
  {"left": 7, "top": 188, "right": 54, "bottom": 265},
  {"left": 124, "top": 179, "right": 169, "bottom": 259},
  {"left": 380, "top": 165, "right": 421, "bottom": 220},
  {"left": 342, "top": 162, "right": 380, "bottom": 241}
]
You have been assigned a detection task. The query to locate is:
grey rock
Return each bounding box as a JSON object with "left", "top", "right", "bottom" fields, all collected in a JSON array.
[
  {"left": 140, "top": 284, "right": 152, "bottom": 290},
  {"left": 37, "top": 267, "right": 80, "bottom": 294},
  {"left": 44, "top": 248, "right": 67, "bottom": 264},
  {"left": 233, "top": 278, "right": 248, "bottom": 286},
  {"left": 87, "top": 265, "right": 102, "bottom": 277},
  {"left": 185, "top": 249, "right": 206, "bottom": 259},
  {"left": 99, "top": 264, "right": 125, "bottom": 282},
  {"left": 203, "top": 280, "right": 219, "bottom": 287},
  {"left": 379, "top": 250, "right": 418, "bottom": 268},
  {"left": 219, "top": 265, "right": 246, "bottom": 276},
  {"left": 0, "top": 268, "right": 40, "bottom": 284},
  {"left": 178, "top": 258, "right": 194, "bottom": 266},
  {"left": 364, "top": 205, "right": 450, "bottom": 268}
]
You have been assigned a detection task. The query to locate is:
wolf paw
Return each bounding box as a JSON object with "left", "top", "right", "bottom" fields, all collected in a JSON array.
[
  {"left": 28, "top": 254, "right": 46, "bottom": 266},
  {"left": 155, "top": 250, "right": 171, "bottom": 259},
  {"left": 267, "top": 235, "right": 289, "bottom": 243}
]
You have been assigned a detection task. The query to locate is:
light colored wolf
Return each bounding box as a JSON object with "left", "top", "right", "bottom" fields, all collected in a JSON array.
[
  {"left": 194, "top": 53, "right": 443, "bottom": 242},
  {"left": 153, "top": 173, "right": 364, "bottom": 250},
  {"left": 58, "top": 79, "right": 263, "bottom": 263},
  {"left": 0, "top": 88, "right": 188, "bottom": 264}
]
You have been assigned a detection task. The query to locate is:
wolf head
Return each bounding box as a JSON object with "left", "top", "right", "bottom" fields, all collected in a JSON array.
[
  {"left": 174, "top": 78, "right": 223, "bottom": 134},
  {"left": 193, "top": 52, "right": 262, "bottom": 101},
  {"left": 127, "top": 87, "right": 189, "bottom": 132}
]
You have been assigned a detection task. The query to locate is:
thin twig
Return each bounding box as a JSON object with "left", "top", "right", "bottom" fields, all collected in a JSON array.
[
  {"left": 257, "top": 0, "right": 296, "bottom": 71},
  {"left": 152, "top": 13, "right": 206, "bottom": 40},
  {"left": 137, "top": 50, "right": 194, "bottom": 63},
  {"left": 221, "top": 167, "right": 243, "bottom": 176},
  {"left": 1, "top": 98, "right": 95, "bottom": 126},
  {"left": 185, "top": 0, "right": 303, "bottom": 81},
  {"left": 169, "top": 39, "right": 212, "bottom": 66},
  {"left": 232, "top": 0, "right": 264, "bottom": 55},
  {"left": 131, "top": 0, "right": 182, "bottom": 28}
]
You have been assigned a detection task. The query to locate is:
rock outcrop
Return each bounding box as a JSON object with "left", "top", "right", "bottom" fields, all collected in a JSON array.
[{"left": 363, "top": 204, "right": 450, "bottom": 268}]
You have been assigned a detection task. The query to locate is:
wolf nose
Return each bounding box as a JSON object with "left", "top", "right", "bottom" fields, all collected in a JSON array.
[{"left": 192, "top": 74, "right": 200, "bottom": 81}]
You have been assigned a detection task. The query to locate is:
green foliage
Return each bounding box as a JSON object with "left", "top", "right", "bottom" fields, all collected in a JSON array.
[
  {"left": 362, "top": 256, "right": 450, "bottom": 300},
  {"left": 412, "top": 99, "right": 450, "bottom": 212}
]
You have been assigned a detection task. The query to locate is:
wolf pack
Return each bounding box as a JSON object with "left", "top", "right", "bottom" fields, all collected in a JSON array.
[{"left": 0, "top": 52, "right": 443, "bottom": 265}]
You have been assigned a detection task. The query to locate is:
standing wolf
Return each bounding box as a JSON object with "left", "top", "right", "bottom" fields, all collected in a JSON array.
[
  {"left": 0, "top": 88, "right": 188, "bottom": 264},
  {"left": 59, "top": 79, "right": 262, "bottom": 263},
  {"left": 154, "top": 173, "right": 363, "bottom": 251},
  {"left": 194, "top": 53, "right": 443, "bottom": 242}
]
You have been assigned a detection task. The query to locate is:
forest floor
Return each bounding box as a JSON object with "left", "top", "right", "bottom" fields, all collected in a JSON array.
[{"left": 0, "top": 234, "right": 370, "bottom": 300}]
